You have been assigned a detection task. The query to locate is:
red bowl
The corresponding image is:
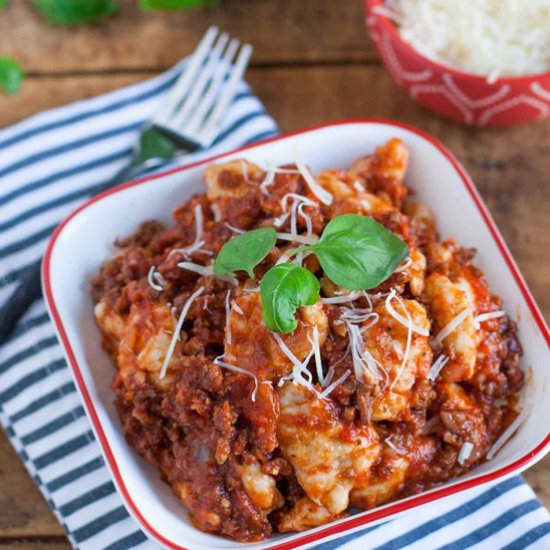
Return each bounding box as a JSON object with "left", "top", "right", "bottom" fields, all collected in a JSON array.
[{"left": 365, "top": 0, "right": 550, "bottom": 127}]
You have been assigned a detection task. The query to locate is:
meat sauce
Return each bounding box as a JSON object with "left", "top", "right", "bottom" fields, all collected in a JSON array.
[{"left": 91, "top": 139, "right": 523, "bottom": 542}]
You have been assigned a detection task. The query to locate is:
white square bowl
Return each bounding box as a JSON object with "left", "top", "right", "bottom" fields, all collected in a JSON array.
[{"left": 43, "top": 120, "right": 550, "bottom": 550}]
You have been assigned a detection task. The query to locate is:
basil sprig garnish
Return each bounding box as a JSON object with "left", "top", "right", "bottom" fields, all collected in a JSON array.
[
  {"left": 260, "top": 263, "right": 320, "bottom": 333},
  {"left": 214, "top": 227, "right": 277, "bottom": 279},
  {"left": 213, "top": 213, "right": 408, "bottom": 333},
  {"left": 291, "top": 214, "right": 409, "bottom": 290}
]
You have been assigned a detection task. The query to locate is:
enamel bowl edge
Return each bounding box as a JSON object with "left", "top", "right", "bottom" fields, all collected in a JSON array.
[{"left": 43, "top": 120, "right": 550, "bottom": 550}]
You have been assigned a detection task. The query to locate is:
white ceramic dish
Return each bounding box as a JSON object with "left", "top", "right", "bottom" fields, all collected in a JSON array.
[{"left": 43, "top": 120, "right": 550, "bottom": 550}]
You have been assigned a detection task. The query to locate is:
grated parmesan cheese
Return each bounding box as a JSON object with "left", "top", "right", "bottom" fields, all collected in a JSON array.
[
  {"left": 273, "top": 168, "right": 302, "bottom": 174},
  {"left": 178, "top": 261, "right": 214, "bottom": 277},
  {"left": 259, "top": 165, "right": 301, "bottom": 196},
  {"left": 280, "top": 193, "right": 317, "bottom": 211},
  {"left": 427, "top": 354, "right": 449, "bottom": 382},
  {"left": 273, "top": 212, "right": 290, "bottom": 228},
  {"left": 486, "top": 402, "right": 529, "bottom": 460},
  {"left": 334, "top": 340, "right": 353, "bottom": 369},
  {"left": 260, "top": 166, "right": 276, "bottom": 195},
  {"left": 393, "top": 256, "right": 413, "bottom": 274},
  {"left": 275, "top": 232, "right": 319, "bottom": 246},
  {"left": 342, "top": 309, "right": 379, "bottom": 326},
  {"left": 321, "top": 291, "right": 362, "bottom": 305},
  {"left": 159, "top": 286, "right": 204, "bottom": 379},
  {"left": 242, "top": 285, "right": 260, "bottom": 293},
  {"left": 388, "top": 293, "right": 413, "bottom": 391},
  {"left": 278, "top": 193, "right": 317, "bottom": 238},
  {"left": 385, "top": 435, "right": 406, "bottom": 455},
  {"left": 147, "top": 266, "right": 165, "bottom": 292},
  {"left": 225, "top": 290, "right": 232, "bottom": 344},
  {"left": 276, "top": 250, "right": 313, "bottom": 267},
  {"left": 322, "top": 366, "right": 335, "bottom": 388},
  {"left": 214, "top": 355, "right": 260, "bottom": 401},
  {"left": 210, "top": 203, "right": 222, "bottom": 222},
  {"left": 273, "top": 329, "right": 351, "bottom": 400},
  {"left": 348, "top": 322, "right": 386, "bottom": 384},
  {"left": 353, "top": 180, "right": 366, "bottom": 192},
  {"left": 473, "top": 310, "right": 506, "bottom": 328},
  {"left": 378, "top": 0, "right": 550, "bottom": 80},
  {"left": 457, "top": 441, "right": 474, "bottom": 465},
  {"left": 385, "top": 290, "right": 430, "bottom": 336},
  {"left": 273, "top": 332, "right": 314, "bottom": 389},
  {"left": 295, "top": 158, "right": 333, "bottom": 205},
  {"left": 240, "top": 160, "right": 249, "bottom": 182},
  {"left": 168, "top": 204, "right": 209, "bottom": 259},
  {"left": 360, "top": 198, "right": 372, "bottom": 211},
  {"left": 309, "top": 326, "right": 325, "bottom": 385},
  {"left": 319, "top": 370, "right": 351, "bottom": 399},
  {"left": 435, "top": 308, "right": 471, "bottom": 342},
  {"left": 178, "top": 261, "right": 238, "bottom": 286},
  {"left": 225, "top": 222, "right": 245, "bottom": 234}
]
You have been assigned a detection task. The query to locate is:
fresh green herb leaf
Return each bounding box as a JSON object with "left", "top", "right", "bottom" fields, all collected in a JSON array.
[
  {"left": 0, "top": 58, "right": 24, "bottom": 95},
  {"left": 140, "top": 0, "right": 219, "bottom": 10},
  {"left": 136, "top": 127, "right": 178, "bottom": 163},
  {"left": 214, "top": 227, "right": 276, "bottom": 279},
  {"left": 34, "top": 0, "right": 118, "bottom": 25},
  {"left": 0, "top": 0, "right": 8, "bottom": 10},
  {"left": 260, "top": 263, "right": 320, "bottom": 333},
  {"left": 294, "top": 214, "right": 409, "bottom": 290}
]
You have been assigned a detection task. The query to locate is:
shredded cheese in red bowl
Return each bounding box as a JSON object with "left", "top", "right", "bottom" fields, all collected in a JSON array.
[{"left": 365, "top": 0, "right": 550, "bottom": 126}]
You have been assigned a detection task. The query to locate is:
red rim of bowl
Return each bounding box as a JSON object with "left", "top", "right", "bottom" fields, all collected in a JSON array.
[
  {"left": 43, "top": 119, "right": 550, "bottom": 550},
  {"left": 365, "top": 0, "right": 550, "bottom": 84}
]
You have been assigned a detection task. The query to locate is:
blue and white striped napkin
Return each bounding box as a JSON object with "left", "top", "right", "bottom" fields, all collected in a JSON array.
[{"left": 0, "top": 62, "right": 549, "bottom": 550}]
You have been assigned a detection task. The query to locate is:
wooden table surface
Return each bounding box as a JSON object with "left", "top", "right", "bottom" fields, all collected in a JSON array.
[{"left": 0, "top": 1, "right": 549, "bottom": 548}]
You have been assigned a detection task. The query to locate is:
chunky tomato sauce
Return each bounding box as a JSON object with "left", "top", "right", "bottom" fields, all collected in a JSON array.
[{"left": 91, "top": 139, "right": 523, "bottom": 542}]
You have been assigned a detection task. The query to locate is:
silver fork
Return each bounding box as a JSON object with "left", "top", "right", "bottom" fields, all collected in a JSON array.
[
  {"left": 118, "top": 25, "right": 253, "bottom": 179},
  {"left": 0, "top": 26, "right": 253, "bottom": 345}
]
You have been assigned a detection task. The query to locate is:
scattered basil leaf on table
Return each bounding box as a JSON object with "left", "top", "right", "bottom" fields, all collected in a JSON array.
[
  {"left": 292, "top": 214, "right": 409, "bottom": 290},
  {"left": 260, "top": 263, "right": 320, "bottom": 333},
  {"left": 214, "top": 227, "right": 277, "bottom": 279},
  {"left": 0, "top": 58, "right": 24, "bottom": 95},
  {"left": 34, "top": 0, "right": 118, "bottom": 25},
  {"left": 140, "top": 0, "right": 219, "bottom": 10}
]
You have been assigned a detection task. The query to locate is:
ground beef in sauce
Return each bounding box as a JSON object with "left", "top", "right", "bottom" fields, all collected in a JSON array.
[{"left": 91, "top": 139, "right": 523, "bottom": 542}]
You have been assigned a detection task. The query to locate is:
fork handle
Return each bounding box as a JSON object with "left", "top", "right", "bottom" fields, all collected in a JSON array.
[{"left": 0, "top": 160, "right": 144, "bottom": 346}]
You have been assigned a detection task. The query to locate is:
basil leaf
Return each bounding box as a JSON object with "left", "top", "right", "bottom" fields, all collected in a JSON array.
[
  {"left": 136, "top": 127, "right": 178, "bottom": 163},
  {"left": 260, "top": 263, "right": 319, "bottom": 333},
  {"left": 306, "top": 214, "right": 409, "bottom": 290},
  {"left": 0, "top": 1, "right": 8, "bottom": 10},
  {"left": 214, "top": 227, "right": 276, "bottom": 279},
  {"left": 0, "top": 58, "right": 24, "bottom": 95},
  {"left": 140, "top": 0, "right": 219, "bottom": 10},
  {"left": 34, "top": 0, "right": 118, "bottom": 25}
]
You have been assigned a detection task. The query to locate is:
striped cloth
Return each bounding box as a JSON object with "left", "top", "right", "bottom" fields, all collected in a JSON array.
[{"left": 0, "top": 63, "right": 549, "bottom": 550}]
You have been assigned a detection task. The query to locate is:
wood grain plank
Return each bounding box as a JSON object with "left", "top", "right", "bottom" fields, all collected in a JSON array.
[
  {"left": 0, "top": 542, "right": 70, "bottom": 550},
  {"left": 0, "top": 430, "right": 65, "bottom": 537},
  {"left": 525, "top": 461, "right": 550, "bottom": 511},
  {"left": 0, "top": 0, "right": 374, "bottom": 73}
]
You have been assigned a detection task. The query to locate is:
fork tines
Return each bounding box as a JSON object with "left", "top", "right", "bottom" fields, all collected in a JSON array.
[{"left": 153, "top": 26, "right": 253, "bottom": 149}]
